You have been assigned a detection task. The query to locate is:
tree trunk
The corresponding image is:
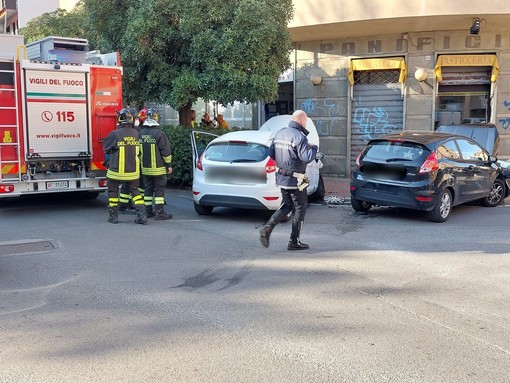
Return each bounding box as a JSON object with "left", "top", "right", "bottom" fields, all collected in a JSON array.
[{"left": 179, "top": 102, "right": 193, "bottom": 127}]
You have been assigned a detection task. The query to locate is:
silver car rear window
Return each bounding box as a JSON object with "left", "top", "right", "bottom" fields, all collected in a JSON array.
[{"left": 204, "top": 142, "right": 269, "bottom": 163}]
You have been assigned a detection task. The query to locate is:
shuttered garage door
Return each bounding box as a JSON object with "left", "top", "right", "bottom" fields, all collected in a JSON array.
[{"left": 350, "top": 70, "right": 404, "bottom": 169}]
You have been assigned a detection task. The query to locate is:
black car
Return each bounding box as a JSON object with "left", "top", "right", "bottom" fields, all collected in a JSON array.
[{"left": 350, "top": 131, "right": 508, "bottom": 222}]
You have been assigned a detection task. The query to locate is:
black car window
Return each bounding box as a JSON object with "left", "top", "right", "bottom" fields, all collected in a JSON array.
[
  {"left": 437, "top": 140, "right": 460, "bottom": 160},
  {"left": 204, "top": 142, "right": 269, "bottom": 162},
  {"left": 364, "top": 141, "right": 426, "bottom": 162},
  {"left": 456, "top": 139, "right": 487, "bottom": 162}
]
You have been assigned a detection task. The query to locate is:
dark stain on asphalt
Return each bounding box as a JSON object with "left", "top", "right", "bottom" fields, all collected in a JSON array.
[
  {"left": 173, "top": 265, "right": 252, "bottom": 291},
  {"left": 217, "top": 266, "right": 251, "bottom": 291},
  {"left": 174, "top": 269, "right": 219, "bottom": 289}
]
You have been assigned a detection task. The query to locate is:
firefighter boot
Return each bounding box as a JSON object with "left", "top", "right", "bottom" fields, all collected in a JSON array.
[
  {"left": 287, "top": 220, "right": 309, "bottom": 250},
  {"left": 119, "top": 202, "right": 136, "bottom": 215},
  {"left": 134, "top": 205, "right": 148, "bottom": 225},
  {"left": 146, "top": 206, "right": 156, "bottom": 218},
  {"left": 108, "top": 207, "right": 119, "bottom": 224},
  {"left": 155, "top": 206, "right": 172, "bottom": 220}
]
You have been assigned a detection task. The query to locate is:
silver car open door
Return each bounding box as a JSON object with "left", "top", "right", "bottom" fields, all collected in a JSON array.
[{"left": 190, "top": 130, "right": 219, "bottom": 174}]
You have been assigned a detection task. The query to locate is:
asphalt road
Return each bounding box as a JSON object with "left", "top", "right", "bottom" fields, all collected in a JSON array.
[{"left": 1, "top": 190, "right": 509, "bottom": 383}]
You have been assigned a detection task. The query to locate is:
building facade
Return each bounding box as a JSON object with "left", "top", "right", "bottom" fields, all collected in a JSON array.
[
  {"left": 1, "top": 0, "right": 17, "bottom": 33},
  {"left": 289, "top": 0, "right": 510, "bottom": 177},
  {"left": 1, "top": 0, "right": 80, "bottom": 33}
]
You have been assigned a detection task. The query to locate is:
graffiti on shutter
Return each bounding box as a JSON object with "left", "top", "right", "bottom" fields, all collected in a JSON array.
[{"left": 351, "top": 83, "right": 403, "bottom": 169}]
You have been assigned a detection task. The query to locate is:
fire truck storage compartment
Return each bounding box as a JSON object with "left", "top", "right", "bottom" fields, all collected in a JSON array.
[{"left": 23, "top": 62, "right": 91, "bottom": 160}]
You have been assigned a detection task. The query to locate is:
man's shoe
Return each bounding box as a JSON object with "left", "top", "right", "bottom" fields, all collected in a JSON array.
[
  {"left": 287, "top": 241, "right": 309, "bottom": 250},
  {"left": 259, "top": 225, "right": 272, "bottom": 248}
]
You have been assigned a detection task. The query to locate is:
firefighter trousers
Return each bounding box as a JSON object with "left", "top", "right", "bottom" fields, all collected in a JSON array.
[
  {"left": 119, "top": 173, "right": 145, "bottom": 205},
  {"left": 108, "top": 179, "right": 144, "bottom": 208},
  {"left": 143, "top": 175, "right": 167, "bottom": 209}
]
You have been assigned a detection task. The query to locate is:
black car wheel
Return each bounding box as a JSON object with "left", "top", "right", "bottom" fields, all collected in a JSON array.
[
  {"left": 194, "top": 202, "right": 214, "bottom": 215},
  {"left": 428, "top": 189, "right": 452, "bottom": 223},
  {"left": 351, "top": 198, "right": 372, "bottom": 212},
  {"left": 481, "top": 178, "right": 505, "bottom": 207}
]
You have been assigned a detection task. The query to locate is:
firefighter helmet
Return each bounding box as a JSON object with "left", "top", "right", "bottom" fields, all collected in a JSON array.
[
  {"left": 128, "top": 107, "right": 138, "bottom": 118},
  {"left": 117, "top": 108, "right": 134, "bottom": 124},
  {"left": 147, "top": 108, "right": 160, "bottom": 123},
  {"left": 138, "top": 108, "right": 148, "bottom": 123}
]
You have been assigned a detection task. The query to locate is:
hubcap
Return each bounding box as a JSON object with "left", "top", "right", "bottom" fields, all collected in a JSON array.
[
  {"left": 440, "top": 193, "right": 451, "bottom": 218},
  {"left": 488, "top": 183, "right": 503, "bottom": 205}
]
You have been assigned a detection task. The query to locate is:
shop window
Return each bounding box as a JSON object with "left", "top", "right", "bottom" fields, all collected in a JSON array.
[{"left": 435, "top": 66, "right": 491, "bottom": 128}]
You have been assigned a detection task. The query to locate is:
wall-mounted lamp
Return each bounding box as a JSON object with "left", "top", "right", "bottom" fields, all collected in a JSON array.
[
  {"left": 310, "top": 74, "right": 323, "bottom": 86},
  {"left": 470, "top": 18, "right": 481, "bottom": 35},
  {"left": 414, "top": 68, "right": 428, "bottom": 82}
]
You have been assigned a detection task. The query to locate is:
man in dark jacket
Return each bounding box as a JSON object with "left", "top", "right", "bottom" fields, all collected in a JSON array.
[
  {"left": 103, "top": 108, "right": 147, "bottom": 225},
  {"left": 139, "top": 108, "right": 173, "bottom": 220},
  {"left": 259, "top": 110, "right": 318, "bottom": 250}
]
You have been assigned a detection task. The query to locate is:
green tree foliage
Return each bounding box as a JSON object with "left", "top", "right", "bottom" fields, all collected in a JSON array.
[
  {"left": 83, "top": 0, "right": 294, "bottom": 125},
  {"left": 18, "top": 1, "right": 87, "bottom": 44}
]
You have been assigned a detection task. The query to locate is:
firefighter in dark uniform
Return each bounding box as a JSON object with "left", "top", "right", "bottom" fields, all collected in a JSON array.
[
  {"left": 103, "top": 108, "right": 147, "bottom": 224},
  {"left": 259, "top": 110, "right": 318, "bottom": 250},
  {"left": 135, "top": 108, "right": 147, "bottom": 196},
  {"left": 139, "top": 108, "right": 173, "bottom": 220},
  {"left": 118, "top": 107, "right": 139, "bottom": 214}
]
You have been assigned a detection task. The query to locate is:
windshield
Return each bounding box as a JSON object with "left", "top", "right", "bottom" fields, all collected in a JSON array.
[{"left": 204, "top": 142, "right": 269, "bottom": 163}]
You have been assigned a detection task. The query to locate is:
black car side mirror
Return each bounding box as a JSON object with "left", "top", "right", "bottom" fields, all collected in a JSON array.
[{"left": 488, "top": 154, "right": 498, "bottom": 163}]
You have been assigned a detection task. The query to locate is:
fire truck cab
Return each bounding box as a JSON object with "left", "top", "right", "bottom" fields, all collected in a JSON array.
[{"left": 0, "top": 35, "right": 123, "bottom": 198}]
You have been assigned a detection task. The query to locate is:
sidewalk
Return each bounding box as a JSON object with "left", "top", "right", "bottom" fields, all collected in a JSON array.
[{"left": 322, "top": 177, "right": 351, "bottom": 201}]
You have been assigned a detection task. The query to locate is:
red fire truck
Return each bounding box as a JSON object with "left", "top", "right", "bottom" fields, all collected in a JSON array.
[{"left": 0, "top": 35, "right": 123, "bottom": 199}]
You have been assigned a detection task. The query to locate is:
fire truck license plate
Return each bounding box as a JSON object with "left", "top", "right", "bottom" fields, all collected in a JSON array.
[{"left": 46, "top": 181, "right": 69, "bottom": 190}]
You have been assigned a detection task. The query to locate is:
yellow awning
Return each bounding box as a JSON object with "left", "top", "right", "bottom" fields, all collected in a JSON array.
[
  {"left": 434, "top": 54, "right": 499, "bottom": 82},
  {"left": 347, "top": 57, "right": 407, "bottom": 85}
]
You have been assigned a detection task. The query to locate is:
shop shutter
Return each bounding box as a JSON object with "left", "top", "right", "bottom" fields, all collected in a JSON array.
[{"left": 351, "top": 70, "right": 403, "bottom": 169}]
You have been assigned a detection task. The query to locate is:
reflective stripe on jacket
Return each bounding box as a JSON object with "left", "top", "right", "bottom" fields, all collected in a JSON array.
[
  {"left": 269, "top": 120, "right": 317, "bottom": 188},
  {"left": 139, "top": 126, "right": 172, "bottom": 176},
  {"left": 103, "top": 124, "right": 140, "bottom": 181}
]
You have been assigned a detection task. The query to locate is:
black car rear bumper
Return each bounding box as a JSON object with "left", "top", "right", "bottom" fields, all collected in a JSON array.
[{"left": 350, "top": 176, "right": 438, "bottom": 211}]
